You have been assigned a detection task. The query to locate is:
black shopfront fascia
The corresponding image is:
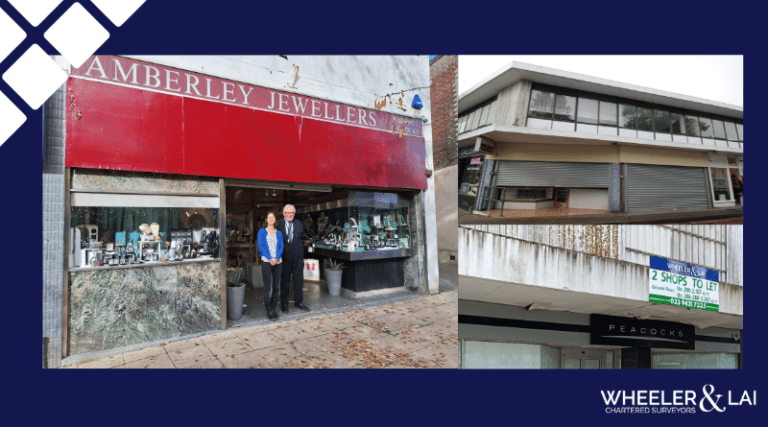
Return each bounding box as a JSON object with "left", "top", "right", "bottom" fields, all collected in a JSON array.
[
  {"left": 528, "top": 82, "right": 743, "bottom": 131},
  {"left": 590, "top": 314, "right": 695, "bottom": 350}
]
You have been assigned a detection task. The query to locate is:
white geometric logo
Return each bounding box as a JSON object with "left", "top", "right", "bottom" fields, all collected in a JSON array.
[
  {"left": 0, "top": 1, "right": 148, "bottom": 146},
  {"left": 2, "top": 45, "right": 68, "bottom": 110},
  {"left": 0, "top": 92, "right": 26, "bottom": 148},
  {"left": 7, "top": 0, "right": 64, "bottom": 27},
  {"left": 45, "top": 3, "right": 110, "bottom": 68},
  {"left": 91, "top": 0, "right": 147, "bottom": 26}
]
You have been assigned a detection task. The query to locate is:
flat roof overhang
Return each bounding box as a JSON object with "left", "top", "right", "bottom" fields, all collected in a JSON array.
[
  {"left": 458, "top": 125, "right": 744, "bottom": 156},
  {"left": 459, "top": 275, "right": 743, "bottom": 330},
  {"left": 459, "top": 62, "right": 743, "bottom": 120}
]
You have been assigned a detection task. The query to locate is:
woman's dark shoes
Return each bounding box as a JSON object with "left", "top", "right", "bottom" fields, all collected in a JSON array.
[{"left": 295, "top": 303, "right": 311, "bottom": 311}]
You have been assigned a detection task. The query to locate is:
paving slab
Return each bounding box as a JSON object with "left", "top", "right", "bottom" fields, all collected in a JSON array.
[
  {"left": 124, "top": 352, "right": 175, "bottom": 369},
  {"left": 207, "top": 337, "right": 254, "bottom": 358},
  {"left": 237, "top": 329, "right": 283, "bottom": 350},
  {"left": 168, "top": 344, "right": 215, "bottom": 368},
  {"left": 123, "top": 346, "right": 166, "bottom": 364},
  {"left": 199, "top": 330, "right": 239, "bottom": 345},
  {"left": 268, "top": 324, "right": 315, "bottom": 343},
  {"left": 220, "top": 350, "right": 272, "bottom": 369},
  {"left": 78, "top": 354, "right": 125, "bottom": 369},
  {"left": 163, "top": 337, "right": 204, "bottom": 352},
  {"left": 185, "top": 356, "right": 224, "bottom": 369},
  {"left": 289, "top": 335, "right": 333, "bottom": 354},
  {"left": 258, "top": 344, "right": 302, "bottom": 368}
]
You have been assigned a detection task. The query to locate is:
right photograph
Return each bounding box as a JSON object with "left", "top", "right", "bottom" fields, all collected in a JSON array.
[
  {"left": 457, "top": 56, "right": 742, "bottom": 224},
  {"left": 457, "top": 56, "right": 743, "bottom": 369}
]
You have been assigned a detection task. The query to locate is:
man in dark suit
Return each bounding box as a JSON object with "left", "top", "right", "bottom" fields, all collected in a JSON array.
[{"left": 277, "top": 204, "right": 310, "bottom": 313}]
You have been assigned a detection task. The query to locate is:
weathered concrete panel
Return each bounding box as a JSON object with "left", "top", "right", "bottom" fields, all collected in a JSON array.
[
  {"left": 464, "top": 224, "right": 742, "bottom": 287},
  {"left": 459, "top": 227, "right": 743, "bottom": 316},
  {"left": 435, "top": 165, "right": 458, "bottom": 263}
]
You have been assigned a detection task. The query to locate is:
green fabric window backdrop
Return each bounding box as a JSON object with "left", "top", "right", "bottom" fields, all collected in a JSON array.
[{"left": 72, "top": 207, "right": 185, "bottom": 243}]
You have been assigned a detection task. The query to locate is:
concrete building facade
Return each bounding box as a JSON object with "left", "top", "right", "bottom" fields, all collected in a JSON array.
[
  {"left": 457, "top": 62, "right": 743, "bottom": 217},
  {"left": 430, "top": 55, "right": 458, "bottom": 264},
  {"left": 459, "top": 224, "right": 743, "bottom": 369},
  {"left": 42, "top": 55, "right": 439, "bottom": 367}
]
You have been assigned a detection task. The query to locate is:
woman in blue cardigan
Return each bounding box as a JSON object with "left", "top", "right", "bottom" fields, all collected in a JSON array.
[{"left": 257, "top": 212, "right": 284, "bottom": 320}]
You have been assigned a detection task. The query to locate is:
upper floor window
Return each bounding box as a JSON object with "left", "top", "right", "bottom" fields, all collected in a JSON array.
[
  {"left": 459, "top": 96, "right": 498, "bottom": 134},
  {"left": 525, "top": 85, "right": 742, "bottom": 149}
]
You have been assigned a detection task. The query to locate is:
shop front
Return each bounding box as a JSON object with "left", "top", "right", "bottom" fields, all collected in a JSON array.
[
  {"left": 61, "top": 56, "right": 431, "bottom": 357},
  {"left": 458, "top": 311, "right": 741, "bottom": 369}
]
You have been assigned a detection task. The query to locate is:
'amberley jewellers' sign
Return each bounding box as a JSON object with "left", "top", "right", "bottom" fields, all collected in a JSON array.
[
  {"left": 649, "top": 256, "right": 720, "bottom": 312},
  {"left": 591, "top": 314, "right": 695, "bottom": 349},
  {"left": 71, "top": 56, "right": 423, "bottom": 137}
]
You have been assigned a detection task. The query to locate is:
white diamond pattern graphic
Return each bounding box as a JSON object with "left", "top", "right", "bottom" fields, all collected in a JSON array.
[
  {"left": 91, "top": 0, "right": 147, "bottom": 27},
  {"left": 3, "top": 44, "right": 67, "bottom": 110},
  {"left": 0, "top": 92, "right": 26, "bottom": 147},
  {"left": 7, "top": 0, "right": 63, "bottom": 27},
  {"left": 44, "top": 3, "right": 110, "bottom": 68},
  {"left": 0, "top": 9, "right": 26, "bottom": 63}
]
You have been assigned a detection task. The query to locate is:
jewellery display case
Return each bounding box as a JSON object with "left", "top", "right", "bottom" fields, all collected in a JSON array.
[
  {"left": 298, "top": 191, "right": 413, "bottom": 293},
  {"left": 68, "top": 206, "right": 220, "bottom": 271},
  {"left": 299, "top": 191, "right": 412, "bottom": 261}
]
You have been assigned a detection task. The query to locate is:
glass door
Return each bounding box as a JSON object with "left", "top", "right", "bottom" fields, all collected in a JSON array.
[{"left": 563, "top": 357, "right": 602, "bottom": 369}]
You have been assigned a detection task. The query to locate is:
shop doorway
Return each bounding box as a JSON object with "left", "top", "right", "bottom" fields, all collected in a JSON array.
[
  {"left": 560, "top": 348, "right": 618, "bottom": 369},
  {"left": 222, "top": 181, "right": 421, "bottom": 328},
  {"left": 223, "top": 183, "right": 331, "bottom": 327},
  {"left": 729, "top": 168, "right": 742, "bottom": 205}
]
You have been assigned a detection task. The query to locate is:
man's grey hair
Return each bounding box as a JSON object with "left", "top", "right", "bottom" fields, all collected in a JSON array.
[{"left": 283, "top": 204, "right": 296, "bottom": 213}]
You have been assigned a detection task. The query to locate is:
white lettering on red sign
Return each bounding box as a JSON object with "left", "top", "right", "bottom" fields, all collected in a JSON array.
[{"left": 72, "top": 56, "right": 421, "bottom": 137}]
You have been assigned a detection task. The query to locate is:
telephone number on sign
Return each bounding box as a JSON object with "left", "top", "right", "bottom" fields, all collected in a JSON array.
[{"left": 670, "top": 299, "right": 707, "bottom": 309}]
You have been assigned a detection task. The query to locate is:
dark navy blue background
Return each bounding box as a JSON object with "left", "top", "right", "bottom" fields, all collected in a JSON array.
[{"left": 1, "top": 0, "right": 757, "bottom": 425}]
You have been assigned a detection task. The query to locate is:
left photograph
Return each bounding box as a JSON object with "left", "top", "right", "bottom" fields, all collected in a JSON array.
[{"left": 43, "top": 55, "right": 458, "bottom": 368}]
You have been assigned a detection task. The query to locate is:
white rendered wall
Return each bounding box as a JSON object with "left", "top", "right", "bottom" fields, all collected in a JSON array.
[
  {"left": 569, "top": 188, "right": 608, "bottom": 210},
  {"left": 435, "top": 165, "right": 458, "bottom": 264}
]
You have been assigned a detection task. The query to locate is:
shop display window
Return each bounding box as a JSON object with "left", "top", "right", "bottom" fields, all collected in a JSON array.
[
  {"left": 709, "top": 168, "right": 733, "bottom": 202},
  {"left": 69, "top": 206, "right": 220, "bottom": 269},
  {"left": 300, "top": 191, "right": 410, "bottom": 253}
]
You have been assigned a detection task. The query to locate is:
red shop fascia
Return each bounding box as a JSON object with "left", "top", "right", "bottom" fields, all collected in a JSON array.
[{"left": 65, "top": 56, "right": 427, "bottom": 191}]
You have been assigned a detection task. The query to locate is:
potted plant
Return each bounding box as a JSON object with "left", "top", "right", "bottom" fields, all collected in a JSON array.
[
  {"left": 325, "top": 258, "right": 345, "bottom": 296},
  {"left": 226, "top": 267, "right": 246, "bottom": 320}
]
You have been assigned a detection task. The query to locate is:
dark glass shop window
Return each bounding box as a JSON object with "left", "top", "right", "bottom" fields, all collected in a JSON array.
[
  {"left": 654, "top": 110, "right": 671, "bottom": 134},
  {"left": 554, "top": 94, "right": 576, "bottom": 121},
  {"left": 724, "top": 122, "right": 739, "bottom": 141},
  {"left": 670, "top": 113, "right": 685, "bottom": 135},
  {"left": 516, "top": 189, "right": 547, "bottom": 199},
  {"left": 684, "top": 116, "right": 700, "bottom": 136},
  {"left": 699, "top": 117, "right": 714, "bottom": 138},
  {"left": 712, "top": 120, "right": 727, "bottom": 139},
  {"left": 529, "top": 90, "right": 555, "bottom": 119},
  {"left": 619, "top": 104, "right": 637, "bottom": 128},
  {"left": 599, "top": 101, "right": 617, "bottom": 126},
  {"left": 636, "top": 107, "right": 654, "bottom": 131},
  {"left": 468, "top": 108, "right": 482, "bottom": 131},
  {"left": 577, "top": 98, "right": 599, "bottom": 124}
]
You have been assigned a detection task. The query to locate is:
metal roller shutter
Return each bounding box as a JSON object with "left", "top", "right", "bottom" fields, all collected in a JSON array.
[
  {"left": 625, "top": 164, "right": 710, "bottom": 212},
  {"left": 495, "top": 160, "right": 611, "bottom": 188}
]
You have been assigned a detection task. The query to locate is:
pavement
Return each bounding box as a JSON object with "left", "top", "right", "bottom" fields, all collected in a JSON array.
[
  {"left": 61, "top": 263, "right": 458, "bottom": 369},
  {"left": 459, "top": 207, "right": 744, "bottom": 225}
]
